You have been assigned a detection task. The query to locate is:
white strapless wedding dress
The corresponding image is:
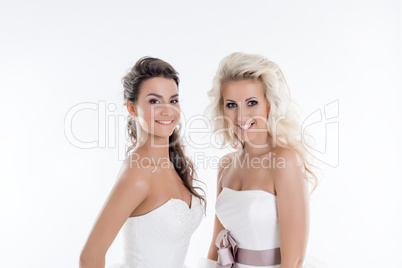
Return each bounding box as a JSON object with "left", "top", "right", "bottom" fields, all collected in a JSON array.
[
  {"left": 197, "top": 187, "right": 325, "bottom": 268},
  {"left": 111, "top": 193, "right": 203, "bottom": 268}
]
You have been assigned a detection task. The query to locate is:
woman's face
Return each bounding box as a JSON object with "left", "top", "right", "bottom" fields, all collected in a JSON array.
[
  {"left": 129, "top": 77, "right": 180, "bottom": 139},
  {"left": 221, "top": 79, "right": 270, "bottom": 144}
]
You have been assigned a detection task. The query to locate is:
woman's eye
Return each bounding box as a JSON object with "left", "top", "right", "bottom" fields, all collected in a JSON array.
[
  {"left": 248, "top": 100, "right": 257, "bottom": 106},
  {"left": 171, "top": 99, "right": 179, "bottom": 104},
  {"left": 149, "top": 99, "right": 160, "bottom": 104},
  {"left": 226, "top": 102, "right": 237, "bottom": 108}
]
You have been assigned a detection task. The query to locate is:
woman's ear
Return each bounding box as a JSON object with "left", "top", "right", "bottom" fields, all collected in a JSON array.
[{"left": 126, "top": 101, "right": 137, "bottom": 119}]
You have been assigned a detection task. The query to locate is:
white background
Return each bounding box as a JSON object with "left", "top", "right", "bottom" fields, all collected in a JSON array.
[{"left": 1, "top": 0, "right": 401, "bottom": 267}]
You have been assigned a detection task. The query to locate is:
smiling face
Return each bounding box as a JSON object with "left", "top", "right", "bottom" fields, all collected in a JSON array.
[
  {"left": 222, "top": 79, "right": 270, "bottom": 144},
  {"left": 128, "top": 77, "right": 180, "bottom": 139}
]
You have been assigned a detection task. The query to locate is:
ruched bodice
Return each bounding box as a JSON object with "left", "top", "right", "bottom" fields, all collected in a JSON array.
[
  {"left": 215, "top": 187, "right": 280, "bottom": 268},
  {"left": 114, "top": 194, "right": 203, "bottom": 268}
]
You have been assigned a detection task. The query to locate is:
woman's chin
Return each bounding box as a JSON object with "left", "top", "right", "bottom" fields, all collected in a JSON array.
[
  {"left": 236, "top": 130, "right": 256, "bottom": 141},
  {"left": 152, "top": 130, "right": 175, "bottom": 139}
]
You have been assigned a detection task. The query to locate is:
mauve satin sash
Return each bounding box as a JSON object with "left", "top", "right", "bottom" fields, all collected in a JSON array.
[
  {"left": 236, "top": 247, "right": 281, "bottom": 266},
  {"left": 215, "top": 229, "right": 281, "bottom": 267}
]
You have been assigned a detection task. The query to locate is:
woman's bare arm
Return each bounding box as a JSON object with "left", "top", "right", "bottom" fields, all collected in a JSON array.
[
  {"left": 207, "top": 153, "right": 234, "bottom": 261},
  {"left": 79, "top": 161, "right": 151, "bottom": 268},
  {"left": 272, "top": 148, "right": 310, "bottom": 268}
]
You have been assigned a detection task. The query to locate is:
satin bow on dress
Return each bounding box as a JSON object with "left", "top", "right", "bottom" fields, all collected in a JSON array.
[
  {"left": 215, "top": 229, "right": 282, "bottom": 267},
  {"left": 215, "top": 229, "right": 238, "bottom": 268}
]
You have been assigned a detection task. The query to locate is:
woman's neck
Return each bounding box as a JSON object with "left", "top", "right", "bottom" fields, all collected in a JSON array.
[
  {"left": 242, "top": 132, "right": 275, "bottom": 156},
  {"left": 135, "top": 133, "right": 171, "bottom": 163}
]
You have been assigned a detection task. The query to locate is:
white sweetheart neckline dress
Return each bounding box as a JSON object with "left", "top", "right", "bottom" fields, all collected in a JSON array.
[
  {"left": 128, "top": 196, "right": 194, "bottom": 217},
  {"left": 111, "top": 193, "right": 203, "bottom": 268}
]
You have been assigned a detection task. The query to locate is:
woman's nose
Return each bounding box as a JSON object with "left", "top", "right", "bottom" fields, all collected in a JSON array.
[
  {"left": 236, "top": 104, "right": 250, "bottom": 122},
  {"left": 160, "top": 105, "right": 175, "bottom": 116}
]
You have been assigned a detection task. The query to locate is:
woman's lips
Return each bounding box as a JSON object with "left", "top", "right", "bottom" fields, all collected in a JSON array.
[
  {"left": 237, "top": 122, "right": 255, "bottom": 132},
  {"left": 155, "top": 120, "right": 174, "bottom": 126}
]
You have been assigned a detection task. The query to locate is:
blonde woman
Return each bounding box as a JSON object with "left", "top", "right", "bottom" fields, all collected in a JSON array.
[
  {"left": 200, "top": 52, "right": 322, "bottom": 268},
  {"left": 80, "top": 57, "right": 205, "bottom": 268}
]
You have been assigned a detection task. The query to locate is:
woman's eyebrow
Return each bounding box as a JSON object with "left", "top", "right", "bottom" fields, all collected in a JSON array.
[
  {"left": 225, "top": 97, "right": 258, "bottom": 102},
  {"left": 245, "top": 97, "right": 258, "bottom": 101},
  {"left": 146, "top": 93, "right": 179, "bottom": 98},
  {"left": 146, "top": 93, "right": 162, "bottom": 98}
]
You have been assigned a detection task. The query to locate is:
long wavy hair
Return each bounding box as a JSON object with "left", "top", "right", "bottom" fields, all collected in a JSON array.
[
  {"left": 122, "top": 56, "right": 206, "bottom": 209},
  {"left": 206, "top": 52, "right": 319, "bottom": 194}
]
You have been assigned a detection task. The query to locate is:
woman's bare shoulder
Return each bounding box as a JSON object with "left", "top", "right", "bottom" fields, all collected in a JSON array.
[
  {"left": 269, "top": 146, "right": 303, "bottom": 169},
  {"left": 216, "top": 151, "right": 238, "bottom": 186},
  {"left": 115, "top": 153, "right": 154, "bottom": 190},
  {"left": 267, "top": 146, "right": 307, "bottom": 194}
]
